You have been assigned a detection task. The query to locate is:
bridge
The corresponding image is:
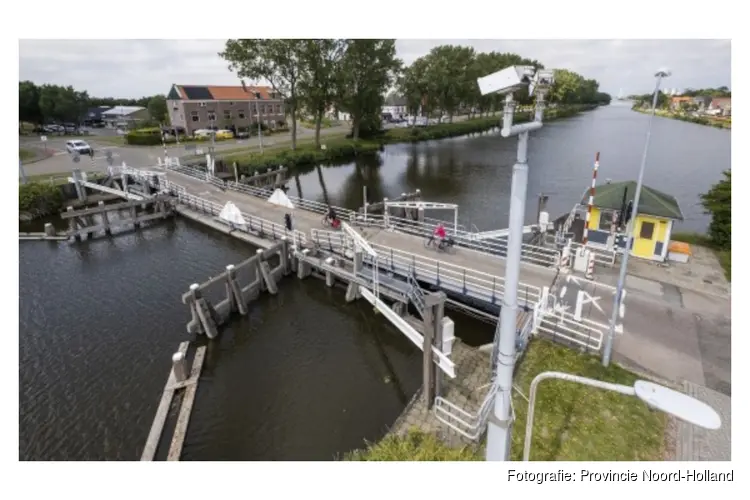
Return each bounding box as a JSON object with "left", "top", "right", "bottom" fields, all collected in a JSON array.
[{"left": 66, "top": 159, "right": 624, "bottom": 441}]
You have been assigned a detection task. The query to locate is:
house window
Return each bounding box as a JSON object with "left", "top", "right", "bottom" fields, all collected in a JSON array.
[
  {"left": 275, "top": 104, "right": 281, "bottom": 114},
  {"left": 207, "top": 112, "right": 217, "bottom": 121},
  {"left": 229, "top": 101, "right": 234, "bottom": 105},
  {"left": 191, "top": 111, "right": 199, "bottom": 122},
  {"left": 224, "top": 110, "right": 232, "bottom": 120},
  {"left": 639, "top": 221, "right": 655, "bottom": 240},
  {"left": 259, "top": 104, "right": 266, "bottom": 114},
  {"left": 238, "top": 111, "right": 246, "bottom": 119}
]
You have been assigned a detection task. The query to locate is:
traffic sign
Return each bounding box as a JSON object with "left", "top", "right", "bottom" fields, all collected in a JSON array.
[
  {"left": 196, "top": 148, "right": 204, "bottom": 155},
  {"left": 40, "top": 135, "right": 47, "bottom": 142}
]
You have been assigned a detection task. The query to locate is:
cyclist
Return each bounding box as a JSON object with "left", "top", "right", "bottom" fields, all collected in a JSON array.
[
  {"left": 434, "top": 222, "right": 447, "bottom": 243},
  {"left": 326, "top": 206, "right": 340, "bottom": 229}
]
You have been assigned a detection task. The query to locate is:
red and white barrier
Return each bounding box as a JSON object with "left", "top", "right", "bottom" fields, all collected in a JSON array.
[{"left": 582, "top": 152, "right": 600, "bottom": 245}]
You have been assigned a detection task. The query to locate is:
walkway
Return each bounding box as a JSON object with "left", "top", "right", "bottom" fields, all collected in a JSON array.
[{"left": 676, "top": 381, "right": 730, "bottom": 461}]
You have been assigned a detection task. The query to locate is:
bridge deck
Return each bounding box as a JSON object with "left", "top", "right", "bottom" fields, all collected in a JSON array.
[{"left": 163, "top": 170, "right": 559, "bottom": 295}]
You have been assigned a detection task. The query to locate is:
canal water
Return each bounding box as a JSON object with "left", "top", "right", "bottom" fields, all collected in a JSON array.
[
  {"left": 19, "top": 104, "right": 729, "bottom": 460},
  {"left": 292, "top": 102, "right": 730, "bottom": 234}
]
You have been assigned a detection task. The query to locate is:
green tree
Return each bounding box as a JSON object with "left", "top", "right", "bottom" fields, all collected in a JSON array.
[
  {"left": 298, "top": 39, "right": 347, "bottom": 147},
  {"left": 19, "top": 81, "right": 43, "bottom": 127},
  {"left": 147, "top": 95, "right": 168, "bottom": 123},
  {"left": 39, "top": 84, "right": 81, "bottom": 124},
  {"left": 336, "top": 39, "right": 401, "bottom": 139},
  {"left": 221, "top": 39, "right": 307, "bottom": 150},
  {"left": 700, "top": 170, "right": 731, "bottom": 249},
  {"left": 421, "top": 45, "right": 477, "bottom": 122}
]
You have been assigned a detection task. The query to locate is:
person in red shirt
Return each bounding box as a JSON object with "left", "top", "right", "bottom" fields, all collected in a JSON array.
[{"left": 434, "top": 223, "right": 447, "bottom": 241}]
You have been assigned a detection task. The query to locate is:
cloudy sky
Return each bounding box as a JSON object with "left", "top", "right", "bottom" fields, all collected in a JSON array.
[{"left": 19, "top": 39, "right": 731, "bottom": 99}]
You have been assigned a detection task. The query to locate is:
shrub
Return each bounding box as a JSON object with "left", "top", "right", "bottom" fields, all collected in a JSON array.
[{"left": 19, "top": 182, "right": 63, "bottom": 214}]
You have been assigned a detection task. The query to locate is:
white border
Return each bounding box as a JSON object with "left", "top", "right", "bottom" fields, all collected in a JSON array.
[{"left": 7, "top": 3, "right": 742, "bottom": 499}]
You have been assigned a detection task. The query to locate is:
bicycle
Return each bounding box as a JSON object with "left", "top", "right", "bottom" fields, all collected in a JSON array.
[
  {"left": 322, "top": 215, "right": 341, "bottom": 229},
  {"left": 424, "top": 235, "right": 455, "bottom": 252}
]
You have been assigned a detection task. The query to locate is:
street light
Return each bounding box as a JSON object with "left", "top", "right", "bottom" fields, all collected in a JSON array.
[
  {"left": 602, "top": 68, "right": 671, "bottom": 367},
  {"left": 241, "top": 80, "right": 264, "bottom": 154},
  {"left": 477, "top": 65, "right": 555, "bottom": 461},
  {"left": 522, "top": 371, "right": 721, "bottom": 461}
]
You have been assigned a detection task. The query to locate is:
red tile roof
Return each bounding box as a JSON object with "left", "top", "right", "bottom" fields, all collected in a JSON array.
[{"left": 174, "top": 84, "right": 276, "bottom": 101}]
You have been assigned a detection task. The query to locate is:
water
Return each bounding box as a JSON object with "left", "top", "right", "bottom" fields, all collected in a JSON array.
[
  {"left": 292, "top": 104, "right": 730, "bottom": 233},
  {"left": 19, "top": 104, "right": 728, "bottom": 460}
]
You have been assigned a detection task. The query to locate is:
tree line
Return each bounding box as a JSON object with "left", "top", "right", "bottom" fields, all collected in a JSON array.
[
  {"left": 19, "top": 80, "right": 168, "bottom": 128},
  {"left": 220, "top": 39, "right": 610, "bottom": 148}
]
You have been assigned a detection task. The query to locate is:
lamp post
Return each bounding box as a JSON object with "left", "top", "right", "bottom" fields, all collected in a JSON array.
[
  {"left": 476, "top": 66, "right": 555, "bottom": 461},
  {"left": 602, "top": 68, "right": 670, "bottom": 367},
  {"left": 522, "top": 371, "right": 721, "bottom": 461},
  {"left": 255, "top": 91, "right": 264, "bottom": 154}
]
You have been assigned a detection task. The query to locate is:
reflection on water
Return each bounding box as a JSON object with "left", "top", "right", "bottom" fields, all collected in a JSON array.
[{"left": 290, "top": 107, "right": 729, "bottom": 233}]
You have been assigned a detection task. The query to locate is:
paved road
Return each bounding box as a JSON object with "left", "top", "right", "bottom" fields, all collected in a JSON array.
[
  {"left": 20, "top": 124, "right": 350, "bottom": 178},
  {"left": 559, "top": 270, "right": 731, "bottom": 396}
]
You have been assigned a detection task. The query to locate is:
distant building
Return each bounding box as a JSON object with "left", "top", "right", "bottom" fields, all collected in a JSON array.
[
  {"left": 692, "top": 96, "right": 712, "bottom": 110},
  {"left": 708, "top": 97, "right": 731, "bottom": 116},
  {"left": 166, "top": 84, "right": 286, "bottom": 135},
  {"left": 83, "top": 106, "right": 111, "bottom": 127},
  {"left": 100, "top": 106, "right": 150, "bottom": 128},
  {"left": 669, "top": 96, "right": 693, "bottom": 110},
  {"left": 382, "top": 95, "right": 407, "bottom": 120}
]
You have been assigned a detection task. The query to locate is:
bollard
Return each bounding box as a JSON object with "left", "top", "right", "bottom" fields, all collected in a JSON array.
[
  {"left": 172, "top": 351, "right": 188, "bottom": 382},
  {"left": 585, "top": 251, "right": 596, "bottom": 280},
  {"left": 43, "top": 223, "right": 56, "bottom": 237},
  {"left": 99, "top": 201, "right": 111, "bottom": 235}
]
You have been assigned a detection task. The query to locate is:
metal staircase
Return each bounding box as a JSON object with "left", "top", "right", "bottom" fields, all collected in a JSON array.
[{"left": 405, "top": 271, "right": 426, "bottom": 319}]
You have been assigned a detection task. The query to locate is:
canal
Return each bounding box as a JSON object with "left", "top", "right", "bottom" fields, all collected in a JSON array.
[
  {"left": 19, "top": 104, "right": 729, "bottom": 460},
  {"left": 293, "top": 102, "right": 730, "bottom": 234}
]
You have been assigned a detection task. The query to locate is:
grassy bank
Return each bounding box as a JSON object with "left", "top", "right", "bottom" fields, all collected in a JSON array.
[
  {"left": 20, "top": 148, "right": 36, "bottom": 161},
  {"left": 672, "top": 231, "right": 731, "bottom": 281},
  {"left": 212, "top": 105, "right": 596, "bottom": 177},
  {"left": 345, "top": 338, "right": 666, "bottom": 461},
  {"left": 632, "top": 107, "right": 731, "bottom": 129}
]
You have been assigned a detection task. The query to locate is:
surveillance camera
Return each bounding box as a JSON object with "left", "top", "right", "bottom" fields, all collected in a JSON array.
[{"left": 477, "top": 65, "right": 536, "bottom": 96}]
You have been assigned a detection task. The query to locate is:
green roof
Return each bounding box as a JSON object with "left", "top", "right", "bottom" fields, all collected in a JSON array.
[{"left": 581, "top": 181, "right": 684, "bottom": 220}]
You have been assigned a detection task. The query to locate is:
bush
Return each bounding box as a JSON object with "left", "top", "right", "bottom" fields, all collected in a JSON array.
[
  {"left": 223, "top": 138, "right": 381, "bottom": 175},
  {"left": 19, "top": 182, "right": 63, "bottom": 214}
]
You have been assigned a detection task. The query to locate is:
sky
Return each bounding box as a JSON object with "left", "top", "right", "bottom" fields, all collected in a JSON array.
[{"left": 18, "top": 39, "right": 731, "bottom": 99}]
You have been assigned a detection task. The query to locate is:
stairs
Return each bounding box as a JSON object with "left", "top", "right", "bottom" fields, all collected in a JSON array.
[{"left": 406, "top": 272, "right": 426, "bottom": 319}]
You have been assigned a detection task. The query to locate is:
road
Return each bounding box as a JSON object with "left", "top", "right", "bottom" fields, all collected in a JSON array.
[
  {"left": 19, "top": 123, "right": 350, "bottom": 177},
  {"left": 559, "top": 271, "right": 731, "bottom": 396}
]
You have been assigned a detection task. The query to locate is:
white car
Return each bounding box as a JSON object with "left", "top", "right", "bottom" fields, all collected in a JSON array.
[
  {"left": 193, "top": 129, "right": 214, "bottom": 138},
  {"left": 66, "top": 140, "right": 92, "bottom": 155}
]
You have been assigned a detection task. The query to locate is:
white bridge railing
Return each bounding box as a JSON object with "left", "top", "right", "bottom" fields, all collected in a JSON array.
[
  {"left": 160, "top": 179, "right": 307, "bottom": 246},
  {"left": 310, "top": 228, "right": 542, "bottom": 309}
]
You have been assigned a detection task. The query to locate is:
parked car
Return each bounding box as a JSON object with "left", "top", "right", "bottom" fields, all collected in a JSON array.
[
  {"left": 66, "top": 140, "right": 92, "bottom": 155},
  {"left": 215, "top": 129, "right": 234, "bottom": 139},
  {"left": 193, "top": 129, "right": 213, "bottom": 138}
]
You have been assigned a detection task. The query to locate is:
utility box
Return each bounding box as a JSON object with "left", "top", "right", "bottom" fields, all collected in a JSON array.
[
  {"left": 573, "top": 247, "right": 589, "bottom": 273},
  {"left": 441, "top": 317, "right": 455, "bottom": 356}
]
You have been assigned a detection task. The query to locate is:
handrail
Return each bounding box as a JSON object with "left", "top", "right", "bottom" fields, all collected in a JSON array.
[{"left": 162, "top": 179, "right": 307, "bottom": 246}]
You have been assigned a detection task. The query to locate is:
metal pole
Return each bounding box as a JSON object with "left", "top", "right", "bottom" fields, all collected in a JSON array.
[
  {"left": 522, "top": 371, "right": 636, "bottom": 461},
  {"left": 486, "top": 85, "right": 549, "bottom": 462},
  {"left": 454, "top": 208, "right": 458, "bottom": 234},
  {"left": 256, "top": 92, "right": 264, "bottom": 154},
  {"left": 486, "top": 95, "right": 527, "bottom": 462},
  {"left": 19, "top": 159, "right": 27, "bottom": 184},
  {"left": 363, "top": 185, "right": 367, "bottom": 223},
  {"left": 602, "top": 72, "right": 666, "bottom": 367}
]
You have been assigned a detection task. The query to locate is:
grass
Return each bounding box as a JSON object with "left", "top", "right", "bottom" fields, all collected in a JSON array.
[
  {"left": 346, "top": 339, "right": 666, "bottom": 461},
  {"left": 19, "top": 148, "right": 36, "bottom": 161},
  {"left": 23, "top": 171, "right": 105, "bottom": 186},
  {"left": 344, "top": 429, "right": 482, "bottom": 461},
  {"left": 632, "top": 107, "right": 731, "bottom": 129},
  {"left": 672, "top": 231, "right": 731, "bottom": 281},
  {"left": 510, "top": 339, "right": 666, "bottom": 461}
]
